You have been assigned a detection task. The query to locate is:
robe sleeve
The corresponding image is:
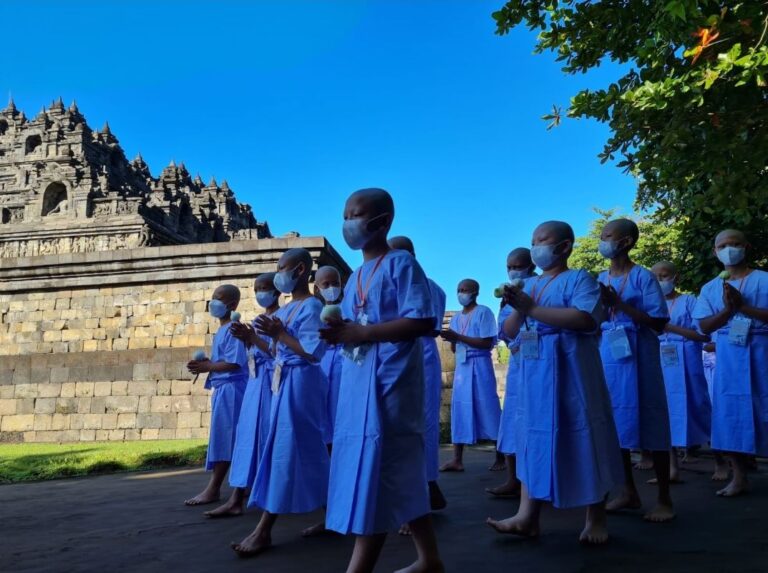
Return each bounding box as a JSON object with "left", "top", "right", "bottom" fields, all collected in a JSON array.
[
  {"left": 340, "top": 271, "right": 358, "bottom": 321},
  {"left": 474, "top": 306, "right": 498, "bottom": 339},
  {"left": 691, "top": 280, "right": 718, "bottom": 320},
  {"left": 394, "top": 256, "right": 433, "bottom": 320},
  {"left": 295, "top": 299, "right": 326, "bottom": 361},
  {"left": 570, "top": 270, "right": 603, "bottom": 327},
  {"left": 218, "top": 328, "right": 248, "bottom": 369},
  {"left": 497, "top": 305, "right": 513, "bottom": 342},
  {"left": 640, "top": 268, "right": 669, "bottom": 319}
]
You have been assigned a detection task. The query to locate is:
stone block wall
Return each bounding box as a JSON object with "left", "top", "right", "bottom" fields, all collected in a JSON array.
[{"left": 0, "top": 237, "right": 350, "bottom": 443}]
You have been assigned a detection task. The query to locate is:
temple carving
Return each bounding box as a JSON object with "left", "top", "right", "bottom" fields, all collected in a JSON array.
[{"left": 0, "top": 97, "right": 270, "bottom": 258}]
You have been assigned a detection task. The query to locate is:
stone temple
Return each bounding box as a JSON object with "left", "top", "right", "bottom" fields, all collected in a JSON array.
[{"left": 0, "top": 98, "right": 355, "bottom": 443}]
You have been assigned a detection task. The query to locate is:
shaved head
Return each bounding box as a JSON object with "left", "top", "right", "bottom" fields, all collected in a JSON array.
[
  {"left": 507, "top": 247, "right": 533, "bottom": 265},
  {"left": 315, "top": 265, "right": 341, "bottom": 283},
  {"left": 279, "top": 248, "right": 313, "bottom": 278},
  {"left": 651, "top": 261, "right": 676, "bottom": 275},
  {"left": 715, "top": 229, "right": 747, "bottom": 247},
  {"left": 254, "top": 272, "right": 278, "bottom": 292},
  {"left": 603, "top": 218, "right": 639, "bottom": 246},
  {"left": 348, "top": 188, "right": 395, "bottom": 218},
  {"left": 458, "top": 278, "right": 479, "bottom": 294},
  {"left": 535, "top": 220, "right": 575, "bottom": 243},
  {"left": 213, "top": 284, "right": 240, "bottom": 305},
  {"left": 388, "top": 235, "right": 415, "bottom": 256}
]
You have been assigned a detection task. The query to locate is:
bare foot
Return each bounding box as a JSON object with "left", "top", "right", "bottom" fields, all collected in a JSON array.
[
  {"left": 231, "top": 531, "right": 272, "bottom": 558},
  {"left": 633, "top": 460, "right": 654, "bottom": 470},
  {"left": 184, "top": 491, "right": 220, "bottom": 506},
  {"left": 488, "top": 460, "right": 507, "bottom": 472},
  {"left": 485, "top": 483, "right": 521, "bottom": 498},
  {"left": 606, "top": 491, "right": 642, "bottom": 513},
  {"left": 439, "top": 460, "right": 464, "bottom": 472},
  {"left": 647, "top": 475, "right": 683, "bottom": 485},
  {"left": 204, "top": 500, "right": 243, "bottom": 518},
  {"left": 716, "top": 478, "right": 750, "bottom": 497},
  {"left": 579, "top": 520, "right": 609, "bottom": 545},
  {"left": 429, "top": 482, "right": 447, "bottom": 511},
  {"left": 712, "top": 463, "right": 729, "bottom": 482},
  {"left": 398, "top": 523, "right": 412, "bottom": 536},
  {"left": 301, "top": 522, "right": 329, "bottom": 537},
  {"left": 486, "top": 515, "right": 539, "bottom": 537},
  {"left": 643, "top": 503, "right": 676, "bottom": 523},
  {"left": 394, "top": 558, "right": 445, "bottom": 573}
]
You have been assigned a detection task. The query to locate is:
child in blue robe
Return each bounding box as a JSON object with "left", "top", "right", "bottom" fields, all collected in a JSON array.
[
  {"left": 320, "top": 189, "right": 443, "bottom": 573},
  {"left": 487, "top": 221, "right": 623, "bottom": 544},
  {"left": 439, "top": 279, "right": 501, "bottom": 473},
  {"left": 487, "top": 247, "right": 536, "bottom": 498},
  {"left": 185, "top": 284, "right": 249, "bottom": 506},
  {"left": 651, "top": 261, "right": 711, "bottom": 483},
  {"left": 204, "top": 273, "right": 279, "bottom": 518},
  {"left": 693, "top": 229, "right": 768, "bottom": 498},
  {"left": 231, "top": 249, "right": 330, "bottom": 557},
  {"left": 389, "top": 235, "right": 449, "bottom": 526},
  {"left": 597, "top": 218, "right": 675, "bottom": 523},
  {"left": 315, "top": 265, "right": 345, "bottom": 446}
]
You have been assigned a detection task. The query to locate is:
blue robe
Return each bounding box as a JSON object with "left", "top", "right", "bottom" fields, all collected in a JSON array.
[
  {"left": 515, "top": 270, "right": 623, "bottom": 508},
  {"left": 423, "top": 278, "right": 446, "bottom": 482},
  {"left": 321, "top": 344, "right": 344, "bottom": 444},
  {"left": 599, "top": 266, "right": 671, "bottom": 451},
  {"left": 229, "top": 327, "right": 274, "bottom": 488},
  {"left": 326, "top": 250, "right": 433, "bottom": 535},
  {"left": 496, "top": 303, "right": 520, "bottom": 456},
  {"left": 205, "top": 325, "right": 248, "bottom": 470},
  {"left": 449, "top": 305, "right": 500, "bottom": 445},
  {"left": 659, "top": 294, "right": 711, "bottom": 447},
  {"left": 702, "top": 350, "right": 716, "bottom": 402},
  {"left": 693, "top": 270, "right": 768, "bottom": 455},
  {"left": 249, "top": 298, "right": 330, "bottom": 514}
]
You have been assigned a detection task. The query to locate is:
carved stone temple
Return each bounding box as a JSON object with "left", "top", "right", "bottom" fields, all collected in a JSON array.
[{"left": 0, "top": 97, "right": 269, "bottom": 258}]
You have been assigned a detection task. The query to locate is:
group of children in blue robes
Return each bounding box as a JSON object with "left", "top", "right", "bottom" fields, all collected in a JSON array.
[{"left": 180, "top": 186, "right": 766, "bottom": 566}]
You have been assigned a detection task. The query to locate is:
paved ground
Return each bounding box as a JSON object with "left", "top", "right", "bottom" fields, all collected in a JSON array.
[{"left": 2, "top": 447, "right": 768, "bottom": 573}]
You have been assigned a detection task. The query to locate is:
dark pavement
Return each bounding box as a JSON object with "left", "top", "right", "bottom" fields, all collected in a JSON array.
[{"left": 2, "top": 447, "right": 768, "bottom": 573}]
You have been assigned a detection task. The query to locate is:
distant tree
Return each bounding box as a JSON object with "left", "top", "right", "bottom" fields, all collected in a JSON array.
[{"left": 494, "top": 1, "right": 768, "bottom": 287}]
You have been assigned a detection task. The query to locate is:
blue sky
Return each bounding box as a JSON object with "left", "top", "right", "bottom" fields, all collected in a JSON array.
[{"left": 0, "top": 0, "right": 636, "bottom": 310}]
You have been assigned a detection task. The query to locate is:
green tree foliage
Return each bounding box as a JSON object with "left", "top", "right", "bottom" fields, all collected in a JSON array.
[{"left": 493, "top": 1, "right": 768, "bottom": 286}]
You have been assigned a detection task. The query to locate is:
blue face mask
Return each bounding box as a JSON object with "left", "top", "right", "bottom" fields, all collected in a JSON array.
[
  {"left": 598, "top": 240, "right": 621, "bottom": 259},
  {"left": 320, "top": 286, "right": 341, "bottom": 303},
  {"left": 717, "top": 246, "right": 745, "bottom": 266},
  {"left": 458, "top": 292, "right": 476, "bottom": 307},
  {"left": 256, "top": 290, "right": 278, "bottom": 308},
  {"left": 508, "top": 269, "right": 529, "bottom": 281},
  {"left": 531, "top": 241, "right": 565, "bottom": 271},
  {"left": 208, "top": 299, "right": 228, "bottom": 319},
  {"left": 274, "top": 266, "right": 300, "bottom": 294},
  {"left": 658, "top": 279, "right": 675, "bottom": 296},
  {"left": 342, "top": 213, "right": 388, "bottom": 250}
]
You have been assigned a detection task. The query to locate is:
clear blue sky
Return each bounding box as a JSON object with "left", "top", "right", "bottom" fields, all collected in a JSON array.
[{"left": 1, "top": 0, "right": 636, "bottom": 310}]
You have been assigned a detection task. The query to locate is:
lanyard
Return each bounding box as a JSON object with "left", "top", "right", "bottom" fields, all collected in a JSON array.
[
  {"left": 355, "top": 253, "right": 387, "bottom": 310},
  {"left": 664, "top": 294, "right": 679, "bottom": 342},
  {"left": 607, "top": 266, "right": 633, "bottom": 322},
  {"left": 272, "top": 298, "right": 307, "bottom": 354},
  {"left": 458, "top": 308, "right": 475, "bottom": 335},
  {"left": 531, "top": 271, "right": 564, "bottom": 305}
]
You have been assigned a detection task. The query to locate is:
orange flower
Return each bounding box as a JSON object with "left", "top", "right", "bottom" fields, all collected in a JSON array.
[{"left": 690, "top": 27, "right": 720, "bottom": 64}]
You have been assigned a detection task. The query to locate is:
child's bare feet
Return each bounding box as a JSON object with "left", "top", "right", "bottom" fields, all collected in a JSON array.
[
  {"left": 712, "top": 462, "right": 730, "bottom": 482},
  {"left": 606, "top": 490, "right": 642, "bottom": 513},
  {"left": 439, "top": 459, "right": 464, "bottom": 472},
  {"left": 485, "top": 515, "right": 539, "bottom": 537},
  {"left": 204, "top": 498, "right": 243, "bottom": 518},
  {"left": 643, "top": 503, "right": 675, "bottom": 523},
  {"left": 231, "top": 531, "right": 272, "bottom": 557},
  {"left": 488, "top": 457, "right": 507, "bottom": 472},
  {"left": 184, "top": 490, "right": 220, "bottom": 506},
  {"left": 394, "top": 558, "right": 445, "bottom": 573},
  {"left": 633, "top": 451, "right": 654, "bottom": 470},
  {"left": 485, "top": 483, "right": 521, "bottom": 498},
  {"left": 398, "top": 523, "right": 412, "bottom": 536},
  {"left": 301, "top": 522, "right": 330, "bottom": 537},
  {"left": 580, "top": 505, "right": 609, "bottom": 545},
  {"left": 716, "top": 477, "right": 750, "bottom": 497}
]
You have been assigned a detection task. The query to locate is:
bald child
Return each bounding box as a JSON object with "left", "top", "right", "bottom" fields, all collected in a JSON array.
[
  {"left": 316, "top": 265, "right": 345, "bottom": 446},
  {"left": 693, "top": 229, "right": 768, "bottom": 497},
  {"left": 185, "top": 284, "right": 249, "bottom": 506}
]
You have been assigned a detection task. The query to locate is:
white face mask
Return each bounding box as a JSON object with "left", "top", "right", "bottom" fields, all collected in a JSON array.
[
  {"left": 717, "top": 246, "right": 745, "bottom": 266},
  {"left": 320, "top": 286, "right": 341, "bottom": 303},
  {"left": 508, "top": 269, "right": 529, "bottom": 281},
  {"left": 658, "top": 279, "right": 675, "bottom": 296}
]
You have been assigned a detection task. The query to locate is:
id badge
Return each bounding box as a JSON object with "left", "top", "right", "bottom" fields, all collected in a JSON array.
[
  {"left": 455, "top": 343, "right": 467, "bottom": 364},
  {"left": 341, "top": 311, "right": 372, "bottom": 366},
  {"left": 660, "top": 343, "right": 679, "bottom": 367},
  {"left": 729, "top": 316, "right": 751, "bottom": 346},
  {"left": 271, "top": 361, "right": 283, "bottom": 394},
  {"left": 520, "top": 331, "right": 539, "bottom": 360},
  {"left": 605, "top": 326, "right": 632, "bottom": 360}
]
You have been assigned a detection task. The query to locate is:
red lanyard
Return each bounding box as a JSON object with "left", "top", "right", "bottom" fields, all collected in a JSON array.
[
  {"left": 355, "top": 254, "right": 387, "bottom": 310},
  {"left": 608, "top": 266, "right": 633, "bottom": 321},
  {"left": 531, "top": 271, "right": 563, "bottom": 304}
]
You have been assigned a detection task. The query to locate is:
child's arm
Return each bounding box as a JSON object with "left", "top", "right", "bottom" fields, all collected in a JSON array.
[
  {"left": 504, "top": 287, "right": 596, "bottom": 334},
  {"left": 439, "top": 329, "right": 494, "bottom": 350},
  {"left": 664, "top": 323, "right": 709, "bottom": 342},
  {"left": 187, "top": 360, "right": 239, "bottom": 375},
  {"left": 727, "top": 283, "right": 768, "bottom": 322},
  {"left": 256, "top": 315, "right": 318, "bottom": 362},
  {"left": 601, "top": 284, "right": 668, "bottom": 333}
]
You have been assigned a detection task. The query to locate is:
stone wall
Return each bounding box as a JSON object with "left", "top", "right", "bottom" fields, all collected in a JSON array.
[{"left": 0, "top": 236, "right": 349, "bottom": 442}]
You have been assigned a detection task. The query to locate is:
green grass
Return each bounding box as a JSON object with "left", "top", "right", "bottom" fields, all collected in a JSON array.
[{"left": 0, "top": 440, "right": 208, "bottom": 484}]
